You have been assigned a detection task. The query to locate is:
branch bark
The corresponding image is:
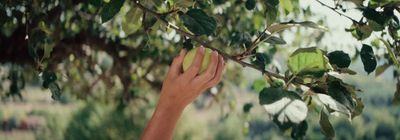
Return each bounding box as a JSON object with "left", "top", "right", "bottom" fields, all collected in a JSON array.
[{"left": 133, "top": 1, "right": 285, "bottom": 80}]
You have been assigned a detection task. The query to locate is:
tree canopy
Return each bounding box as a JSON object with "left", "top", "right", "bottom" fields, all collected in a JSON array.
[{"left": 1, "top": 0, "right": 400, "bottom": 139}]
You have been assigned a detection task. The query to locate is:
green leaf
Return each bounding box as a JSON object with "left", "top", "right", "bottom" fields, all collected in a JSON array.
[
  {"left": 315, "top": 94, "right": 351, "bottom": 116},
  {"left": 122, "top": 7, "right": 142, "bottom": 35},
  {"left": 48, "top": 82, "right": 62, "bottom": 101},
  {"left": 265, "top": 35, "right": 286, "bottom": 45},
  {"left": 298, "top": 21, "right": 328, "bottom": 31},
  {"left": 260, "top": 88, "right": 307, "bottom": 123},
  {"left": 350, "top": 23, "right": 372, "bottom": 40},
  {"left": 267, "top": 21, "right": 328, "bottom": 34},
  {"left": 360, "top": 44, "right": 377, "bottom": 74},
  {"left": 267, "top": 23, "right": 294, "bottom": 33},
  {"left": 352, "top": 97, "right": 364, "bottom": 119},
  {"left": 375, "top": 63, "right": 390, "bottom": 76},
  {"left": 245, "top": 0, "right": 256, "bottom": 10},
  {"left": 264, "top": 0, "right": 279, "bottom": 26},
  {"left": 288, "top": 47, "right": 332, "bottom": 77},
  {"left": 252, "top": 79, "right": 268, "bottom": 93},
  {"left": 327, "top": 76, "right": 356, "bottom": 112},
  {"left": 230, "top": 32, "right": 252, "bottom": 48},
  {"left": 100, "top": 0, "right": 125, "bottom": 23},
  {"left": 291, "top": 121, "right": 308, "bottom": 140},
  {"left": 243, "top": 103, "right": 253, "bottom": 113},
  {"left": 320, "top": 107, "right": 335, "bottom": 138},
  {"left": 179, "top": 9, "right": 217, "bottom": 36},
  {"left": 280, "top": 0, "right": 293, "bottom": 13},
  {"left": 327, "top": 51, "right": 351, "bottom": 68}
]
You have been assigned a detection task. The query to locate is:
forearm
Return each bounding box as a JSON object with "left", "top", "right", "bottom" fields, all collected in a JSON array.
[{"left": 140, "top": 100, "right": 184, "bottom": 140}]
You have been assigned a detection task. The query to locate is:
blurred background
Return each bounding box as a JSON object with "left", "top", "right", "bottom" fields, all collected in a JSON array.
[{"left": 0, "top": 0, "right": 399, "bottom": 140}]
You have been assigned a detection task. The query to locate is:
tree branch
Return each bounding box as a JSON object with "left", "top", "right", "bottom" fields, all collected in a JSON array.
[{"left": 133, "top": 1, "right": 285, "bottom": 80}]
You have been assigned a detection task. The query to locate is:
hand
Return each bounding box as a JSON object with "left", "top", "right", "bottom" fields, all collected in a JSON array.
[
  {"left": 140, "top": 46, "right": 225, "bottom": 140},
  {"left": 158, "top": 46, "right": 225, "bottom": 110}
]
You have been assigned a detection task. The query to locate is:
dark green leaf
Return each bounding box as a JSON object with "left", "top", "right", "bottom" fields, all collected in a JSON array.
[
  {"left": 360, "top": 44, "right": 377, "bottom": 74},
  {"left": 362, "top": 7, "right": 386, "bottom": 25},
  {"left": 264, "top": 0, "right": 279, "bottom": 26},
  {"left": 89, "top": 0, "right": 103, "bottom": 7},
  {"left": 291, "top": 121, "right": 308, "bottom": 140},
  {"left": 259, "top": 87, "right": 285, "bottom": 105},
  {"left": 231, "top": 32, "right": 252, "bottom": 48},
  {"left": 272, "top": 116, "right": 294, "bottom": 131},
  {"left": 179, "top": 9, "right": 217, "bottom": 35},
  {"left": 100, "top": 0, "right": 125, "bottom": 23},
  {"left": 327, "top": 51, "right": 351, "bottom": 68},
  {"left": 259, "top": 87, "right": 301, "bottom": 105},
  {"left": 183, "top": 38, "right": 193, "bottom": 50},
  {"left": 320, "top": 107, "right": 335, "bottom": 138},
  {"left": 243, "top": 103, "right": 253, "bottom": 113},
  {"left": 41, "top": 71, "right": 57, "bottom": 88},
  {"left": 143, "top": 12, "right": 157, "bottom": 31},
  {"left": 49, "top": 82, "right": 62, "bottom": 101},
  {"left": 327, "top": 77, "right": 356, "bottom": 111},
  {"left": 251, "top": 53, "right": 271, "bottom": 69},
  {"left": 245, "top": 0, "right": 256, "bottom": 10}
]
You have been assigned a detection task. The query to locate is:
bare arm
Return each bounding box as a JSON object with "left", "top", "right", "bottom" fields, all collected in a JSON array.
[{"left": 140, "top": 47, "right": 225, "bottom": 140}]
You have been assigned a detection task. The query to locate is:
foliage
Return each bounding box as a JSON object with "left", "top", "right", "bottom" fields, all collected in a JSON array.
[{"left": 1, "top": 0, "right": 400, "bottom": 139}]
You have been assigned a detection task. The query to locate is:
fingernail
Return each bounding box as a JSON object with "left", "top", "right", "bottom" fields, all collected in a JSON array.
[
  {"left": 214, "top": 51, "right": 218, "bottom": 56},
  {"left": 199, "top": 46, "right": 205, "bottom": 52}
]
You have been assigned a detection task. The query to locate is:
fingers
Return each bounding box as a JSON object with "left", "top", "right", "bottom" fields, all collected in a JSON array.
[
  {"left": 182, "top": 46, "right": 205, "bottom": 80},
  {"left": 192, "top": 50, "right": 219, "bottom": 85},
  {"left": 204, "top": 55, "right": 225, "bottom": 88},
  {"left": 166, "top": 49, "right": 187, "bottom": 79}
]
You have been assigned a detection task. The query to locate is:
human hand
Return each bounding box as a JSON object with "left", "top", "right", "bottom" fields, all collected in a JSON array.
[{"left": 158, "top": 46, "right": 225, "bottom": 110}]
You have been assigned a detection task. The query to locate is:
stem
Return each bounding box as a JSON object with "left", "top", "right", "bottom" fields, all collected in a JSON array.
[{"left": 133, "top": 1, "right": 285, "bottom": 80}]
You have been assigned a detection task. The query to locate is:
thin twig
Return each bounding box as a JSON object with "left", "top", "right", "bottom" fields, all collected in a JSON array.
[
  {"left": 133, "top": 1, "right": 285, "bottom": 80},
  {"left": 315, "top": 0, "right": 360, "bottom": 23}
]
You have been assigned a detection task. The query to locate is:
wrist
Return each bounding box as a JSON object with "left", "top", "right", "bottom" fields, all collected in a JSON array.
[{"left": 156, "top": 95, "right": 186, "bottom": 114}]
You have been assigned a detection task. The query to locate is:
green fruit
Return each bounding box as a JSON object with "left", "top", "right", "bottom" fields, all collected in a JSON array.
[{"left": 182, "top": 47, "right": 213, "bottom": 74}]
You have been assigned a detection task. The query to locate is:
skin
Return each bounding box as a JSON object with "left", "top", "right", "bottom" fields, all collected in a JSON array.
[{"left": 140, "top": 46, "right": 225, "bottom": 140}]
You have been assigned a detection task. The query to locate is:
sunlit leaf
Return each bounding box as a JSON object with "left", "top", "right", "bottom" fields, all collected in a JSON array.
[
  {"left": 122, "top": 7, "right": 142, "bottom": 35},
  {"left": 259, "top": 87, "right": 308, "bottom": 123},
  {"left": 280, "top": 0, "right": 293, "bottom": 13},
  {"left": 288, "top": 47, "right": 332, "bottom": 77}
]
